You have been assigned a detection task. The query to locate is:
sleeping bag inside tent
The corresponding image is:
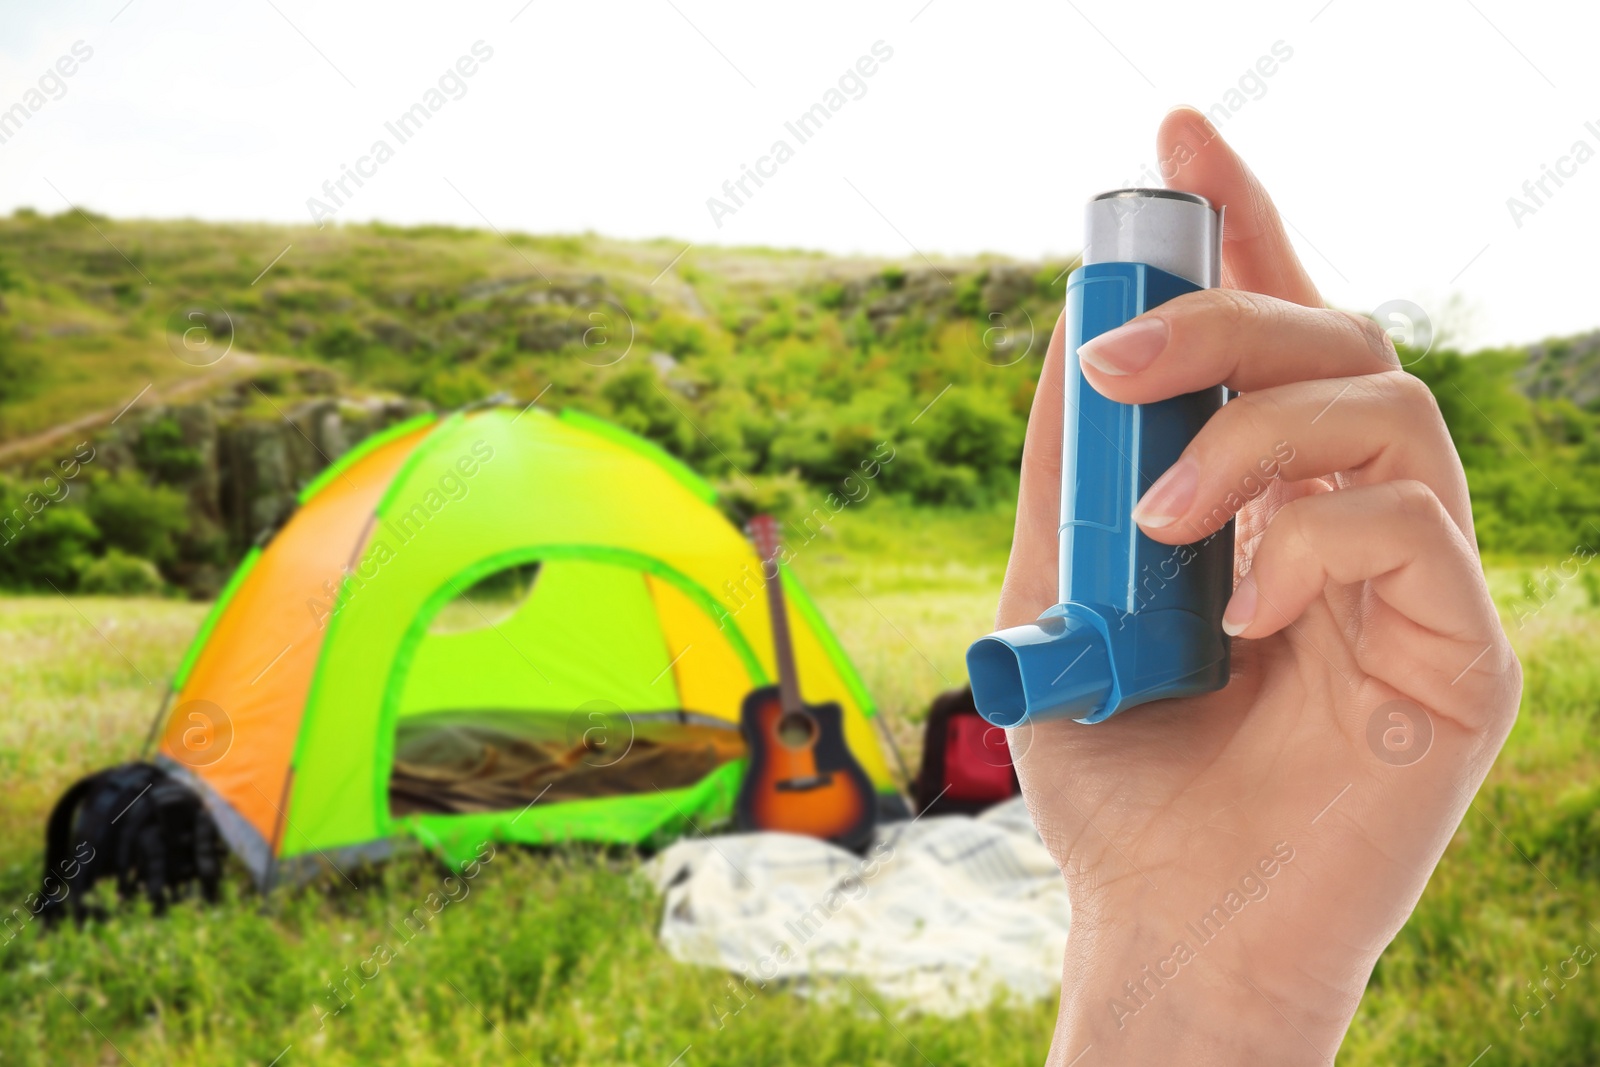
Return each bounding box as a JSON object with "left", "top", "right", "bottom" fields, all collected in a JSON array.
[{"left": 154, "top": 406, "right": 898, "bottom": 881}]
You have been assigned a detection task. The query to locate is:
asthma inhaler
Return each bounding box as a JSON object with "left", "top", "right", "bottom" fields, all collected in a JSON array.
[{"left": 967, "top": 188, "right": 1233, "bottom": 726}]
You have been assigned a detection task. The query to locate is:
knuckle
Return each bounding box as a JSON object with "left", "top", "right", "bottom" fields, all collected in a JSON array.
[
  {"left": 1462, "top": 641, "right": 1523, "bottom": 736},
  {"left": 1387, "top": 478, "right": 1445, "bottom": 523},
  {"left": 1204, "top": 287, "right": 1269, "bottom": 334},
  {"left": 1501, "top": 649, "right": 1525, "bottom": 711},
  {"left": 1264, "top": 501, "right": 1320, "bottom": 575},
  {"left": 1387, "top": 368, "right": 1444, "bottom": 419},
  {"left": 1216, "top": 388, "right": 1284, "bottom": 444},
  {"left": 1332, "top": 308, "right": 1400, "bottom": 369},
  {"left": 1169, "top": 287, "right": 1267, "bottom": 341},
  {"left": 1265, "top": 492, "right": 1319, "bottom": 557},
  {"left": 1340, "top": 372, "right": 1392, "bottom": 410}
]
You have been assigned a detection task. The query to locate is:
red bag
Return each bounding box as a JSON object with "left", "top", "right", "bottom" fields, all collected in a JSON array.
[{"left": 912, "top": 685, "right": 1019, "bottom": 816}]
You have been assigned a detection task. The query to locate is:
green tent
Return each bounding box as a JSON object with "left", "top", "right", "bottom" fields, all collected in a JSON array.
[{"left": 155, "top": 406, "right": 899, "bottom": 881}]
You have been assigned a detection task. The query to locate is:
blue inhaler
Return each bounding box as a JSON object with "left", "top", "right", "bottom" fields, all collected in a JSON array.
[{"left": 967, "top": 188, "right": 1233, "bottom": 727}]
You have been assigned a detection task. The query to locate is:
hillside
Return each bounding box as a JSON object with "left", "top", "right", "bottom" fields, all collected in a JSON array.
[
  {"left": 0, "top": 209, "right": 1052, "bottom": 447},
  {"left": 0, "top": 208, "right": 1596, "bottom": 595}
]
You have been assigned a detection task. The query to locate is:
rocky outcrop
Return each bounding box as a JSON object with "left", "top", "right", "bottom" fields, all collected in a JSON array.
[
  {"left": 1521, "top": 330, "right": 1600, "bottom": 408},
  {"left": 23, "top": 371, "right": 426, "bottom": 596}
]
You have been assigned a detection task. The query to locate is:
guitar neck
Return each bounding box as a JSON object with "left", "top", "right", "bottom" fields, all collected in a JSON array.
[{"left": 762, "top": 555, "right": 804, "bottom": 714}]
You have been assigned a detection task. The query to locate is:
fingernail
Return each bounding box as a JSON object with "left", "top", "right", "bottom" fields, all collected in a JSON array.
[
  {"left": 1077, "top": 317, "right": 1168, "bottom": 376},
  {"left": 1222, "top": 574, "right": 1256, "bottom": 637},
  {"left": 1131, "top": 457, "right": 1197, "bottom": 528}
]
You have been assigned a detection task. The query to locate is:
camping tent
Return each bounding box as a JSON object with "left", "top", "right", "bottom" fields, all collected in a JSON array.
[{"left": 153, "top": 405, "right": 899, "bottom": 883}]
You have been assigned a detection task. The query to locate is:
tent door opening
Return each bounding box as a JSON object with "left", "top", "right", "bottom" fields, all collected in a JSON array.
[{"left": 386, "top": 556, "right": 747, "bottom": 818}]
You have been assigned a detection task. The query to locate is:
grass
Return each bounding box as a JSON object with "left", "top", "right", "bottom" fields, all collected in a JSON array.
[{"left": 1, "top": 503, "right": 1598, "bottom": 1064}]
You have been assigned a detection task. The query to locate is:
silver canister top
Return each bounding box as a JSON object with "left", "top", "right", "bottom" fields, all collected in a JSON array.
[{"left": 1083, "top": 188, "right": 1222, "bottom": 289}]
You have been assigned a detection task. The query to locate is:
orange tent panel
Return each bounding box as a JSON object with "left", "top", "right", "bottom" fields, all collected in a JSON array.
[{"left": 160, "top": 424, "right": 433, "bottom": 844}]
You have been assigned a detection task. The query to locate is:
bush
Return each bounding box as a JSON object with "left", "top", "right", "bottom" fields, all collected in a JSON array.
[
  {"left": 132, "top": 416, "right": 204, "bottom": 482},
  {"left": 417, "top": 366, "right": 492, "bottom": 409},
  {"left": 713, "top": 470, "right": 811, "bottom": 529},
  {"left": 910, "top": 387, "right": 1023, "bottom": 503},
  {"left": 314, "top": 322, "right": 369, "bottom": 361},
  {"left": 0, "top": 477, "right": 99, "bottom": 590},
  {"left": 77, "top": 549, "right": 164, "bottom": 595},
  {"left": 83, "top": 470, "right": 188, "bottom": 565},
  {"left": 954, "top": 272, "right": 984, "bottom": 317}
]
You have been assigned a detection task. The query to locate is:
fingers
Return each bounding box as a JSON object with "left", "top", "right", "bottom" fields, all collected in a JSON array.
[
  {"left": 1221, "top": 480, "right": 1515, "bottom": 727},
  {"left": 995, "top": 309, "right": 1067, "bottom": 630},
  {"left": 1077, "top": 288, "right": 1399, "bottom": 402},
  {"left": 1130, "top": 370, "right": 1473, "bottom": 543},
  {"left": 1157, "top": 107, "right": 1322, "bottom": 308},
  {"left": 1223, "top": 480, "right": 1481, "bottom": 640}
]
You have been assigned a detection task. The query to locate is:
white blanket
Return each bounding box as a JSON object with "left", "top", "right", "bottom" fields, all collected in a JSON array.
[{"left": 645, "top": 798, "right": 1070, "bottom": 1015}]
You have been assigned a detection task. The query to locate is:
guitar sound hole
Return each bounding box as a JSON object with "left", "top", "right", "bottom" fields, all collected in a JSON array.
[{"left": 775, "top": 712, "right": 818, "bottom": 750}]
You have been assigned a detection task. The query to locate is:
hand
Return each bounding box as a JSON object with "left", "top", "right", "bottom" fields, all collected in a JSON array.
[{"left": 999, "top": 107, "right": 1521, "bottom": 1065}]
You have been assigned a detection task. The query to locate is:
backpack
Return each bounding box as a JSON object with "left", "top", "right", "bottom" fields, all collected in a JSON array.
[
  {"left": 912, "top": 685, "right": 1020, "bottom": 816},
  {"left": 39, "top": 762, "right": 223, "bottom": 924}
]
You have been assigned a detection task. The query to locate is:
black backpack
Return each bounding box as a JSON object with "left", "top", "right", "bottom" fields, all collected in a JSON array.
[{"left": 40, "top": 762, "right": 223, "bottom": 923}]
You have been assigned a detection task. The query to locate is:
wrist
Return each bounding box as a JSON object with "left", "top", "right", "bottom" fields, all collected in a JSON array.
[{"left": 1049, "top": 918, "right": 1354, "bottom": 1066}]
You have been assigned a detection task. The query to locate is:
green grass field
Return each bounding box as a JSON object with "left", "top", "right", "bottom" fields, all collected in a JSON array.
[{"left": 1, "top": 504, "right": 1598, "bottom": 1065}]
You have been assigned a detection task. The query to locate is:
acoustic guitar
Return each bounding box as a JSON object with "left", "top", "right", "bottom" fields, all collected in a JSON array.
[{"left": 734, "top": 514, "right": 877, "bottom": 851}]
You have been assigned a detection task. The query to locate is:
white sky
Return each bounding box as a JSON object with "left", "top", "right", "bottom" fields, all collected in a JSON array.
[{"left": 1, "top": 0, "right": 1596, "bottom": 351}]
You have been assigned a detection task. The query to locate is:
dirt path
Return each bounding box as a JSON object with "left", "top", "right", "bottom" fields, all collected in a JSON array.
[{"left": 0, "top": 351, "right": 294, "bottom": 466}]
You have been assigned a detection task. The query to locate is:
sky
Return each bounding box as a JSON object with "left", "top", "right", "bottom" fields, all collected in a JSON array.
[{"left": 1, "top": 0, "right": 1596, "bottom": 351}]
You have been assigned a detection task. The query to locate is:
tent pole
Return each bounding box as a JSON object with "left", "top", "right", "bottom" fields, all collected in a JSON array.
[
  {"left": 138, "top": 683, "right": 175, "bottom": 762},
  {"left": 873, "top": 714, "right": 914, "bottom": 790},
  {"left": 261, "top": 768, "right": 294, "bottom": 899}
]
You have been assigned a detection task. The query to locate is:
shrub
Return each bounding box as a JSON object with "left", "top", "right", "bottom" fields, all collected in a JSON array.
[
  {"left": 313, "top": 322, "right": 369, "bottom": 361},
  {"left": 83, "top": 470, "right": 188, "bottom": 565},
  {"left": 954, "top": 272, "right": 984, "bottom": 317},
  {"left": 0, "top": 475, "right": 100, "bottom": 589},
  {"left": 418, "top": 366, "right": 492, "bottom": 409},
  {"left": 713, "top": 470, "right": 810, "bottom": 529},
  {"left": 78, "top": 549, "right": 164, "bottom": 595},
  {"left": 132, "top": 416, "right": 204, "bottom": 482}
]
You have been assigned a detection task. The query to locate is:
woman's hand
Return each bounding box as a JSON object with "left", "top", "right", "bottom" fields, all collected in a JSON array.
[{"left": 1000, "top": 107, "right": 1521, "bottom": 1065}]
